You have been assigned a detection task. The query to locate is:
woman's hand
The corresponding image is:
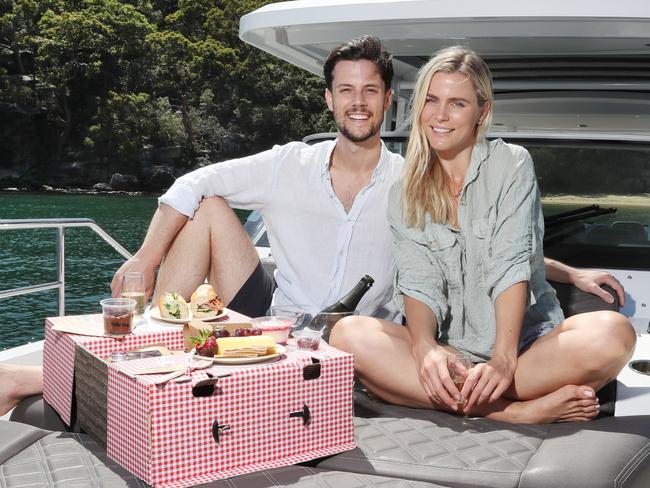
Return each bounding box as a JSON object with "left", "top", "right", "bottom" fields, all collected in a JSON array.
[
  {"left": 461, "top": 353, "right": 516, "bottom": 410},
  {"left": 411, "top": 342, "right": 463, "bottom": 411}
]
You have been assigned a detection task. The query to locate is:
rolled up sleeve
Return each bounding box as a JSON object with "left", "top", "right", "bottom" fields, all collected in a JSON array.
[
  {"left": 387, "top": 185, "right": 448, "bottom": 325},
  {"left": 486, "top": 150, "right": 538, "bottom": 301},
  {"left": 158, "top": 146, "right": 283, "bottom": 218}
]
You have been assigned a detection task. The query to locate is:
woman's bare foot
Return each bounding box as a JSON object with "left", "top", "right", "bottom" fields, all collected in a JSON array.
[
  {"left": 469, "top": 385, "right": 599, "bottom": 424},
  {"left": 0, "top": 364, "right": 43, "bottom": 416}
]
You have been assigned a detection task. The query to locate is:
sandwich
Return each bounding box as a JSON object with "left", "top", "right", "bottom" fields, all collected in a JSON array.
[
  {"left": 190, "top": 284, "right": 224, "bottom": 318},
  {"left": 159, "top": 292, "right": 190, "bottom": 320}
]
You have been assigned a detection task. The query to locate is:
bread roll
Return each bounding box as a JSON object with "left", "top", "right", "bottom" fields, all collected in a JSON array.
[
  {"left": 159, "top": 292, "right": 190, "bottom": 320},
  {"left": 190, "top": 284, "right": 224, "bottom": 318}
]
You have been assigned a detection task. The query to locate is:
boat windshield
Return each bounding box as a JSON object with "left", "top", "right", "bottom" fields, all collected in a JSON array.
[{"left": 295, "top": 133, "right": 650, "bottom": 270}]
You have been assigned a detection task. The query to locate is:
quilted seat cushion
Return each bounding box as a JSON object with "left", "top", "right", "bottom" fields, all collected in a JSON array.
[
  {"left": 0, "top": 421, "right": 145, "bottom": 488},
  {"left": 195, "top": 465, "right": 451, "bottom": 487},
  {"left": 315, "top": 392, "right": 650, "bottom": 488}
]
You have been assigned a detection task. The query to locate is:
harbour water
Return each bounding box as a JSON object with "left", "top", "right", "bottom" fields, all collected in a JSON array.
[
  {"left": 2, "top": 191, "right": 647, "bottom": 351},
  {"left": 0, "top": 192, "right": 158, "bottom": 350}
]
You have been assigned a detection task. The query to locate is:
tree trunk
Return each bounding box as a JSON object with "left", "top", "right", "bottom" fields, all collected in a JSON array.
[
  {"left": 55, "top": 89, "right": 71, "bottom": 164},
  {"left": 180, "top": 95, "right": 195, "bottom": 156}
]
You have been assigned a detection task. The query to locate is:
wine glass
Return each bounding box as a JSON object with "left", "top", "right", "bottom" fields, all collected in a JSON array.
[
  {"left": 120, "top": 272, "right": 146, "bottom": 317},
  {"left": 447, "top": 353, "right": 473, "bottom": 407}
]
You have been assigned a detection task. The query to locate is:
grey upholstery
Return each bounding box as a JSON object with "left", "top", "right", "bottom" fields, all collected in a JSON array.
[
  {"left": 0, "top": 420, "right": 145, "bottom": 487},
  {"left": 1, "top": 419, "right": 448, "bottom": 488},
  {"left": 196, "top": 466, "right": 449, "bottom": 487},
  {"left": 8, "top": 395, "right": 74, "bottom": 432},
  {"left": 315, "top": 392, "right": 650, "bottom": 488},
  {"left": 548, "top": 280, "right": 619, "bottom": 318}
]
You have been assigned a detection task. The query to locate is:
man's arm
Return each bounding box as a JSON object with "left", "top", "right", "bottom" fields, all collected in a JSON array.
[
  {"left": 110, "top": 204, "right": 188, "bottom": 299},
  {"left": 544, "top": 258, "right": 625, "bottom": 306}
]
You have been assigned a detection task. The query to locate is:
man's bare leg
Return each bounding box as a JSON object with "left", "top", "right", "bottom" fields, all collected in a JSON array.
[
  {"left": 0, "top": 364, "right": 43, "bottom": 416},
  {"left": 152, "top": 197, "right": 260, "bottom": 305},
  {"left": 329, "top": 315, "right": 626, "bottom": 424}
]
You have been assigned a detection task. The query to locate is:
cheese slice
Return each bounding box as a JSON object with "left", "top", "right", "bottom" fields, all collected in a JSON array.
[{"left": 216, "top": 336, "right": 276, "bottom": 357}]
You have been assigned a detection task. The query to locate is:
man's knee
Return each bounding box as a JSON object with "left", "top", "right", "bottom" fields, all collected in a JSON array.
[{"left": 193, "top": 197, "right": 234, "bottom": 225}]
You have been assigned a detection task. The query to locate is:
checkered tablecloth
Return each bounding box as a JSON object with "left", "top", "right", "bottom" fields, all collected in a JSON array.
[
  {"left": 107, "top": 344, "right": 355, "bottom": 487},
  {"left": 43, "top": 313, "right": 355, "bottom": 488},
  {"left": 42, "top": 309, "right": 249, "bottom": 426}
]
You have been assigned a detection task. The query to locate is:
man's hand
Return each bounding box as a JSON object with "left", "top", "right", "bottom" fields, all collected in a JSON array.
[
  {"left": 110, "top": 253, "right": 158, "bottom": 300},
  {"left": 461, "top": 353, "right": 516, "bottom": 410},
  {"left": 411, "top": 342, "right": 463, "bottom": 411},
  {"left": 572, "top": 269, "right": 625, "bottom": 306}
]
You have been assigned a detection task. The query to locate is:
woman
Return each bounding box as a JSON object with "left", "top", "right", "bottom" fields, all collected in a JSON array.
[{"left": 330, "top": 46, "right": 636, "bottom": 424}]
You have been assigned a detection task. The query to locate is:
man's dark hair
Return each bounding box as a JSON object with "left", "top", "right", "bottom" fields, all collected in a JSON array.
[{"left": 323, "top": 35, "right": 393, "bottom": 91}]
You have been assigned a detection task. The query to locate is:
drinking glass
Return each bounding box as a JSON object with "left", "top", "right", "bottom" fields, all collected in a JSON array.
[
  {"left": 447, "top": 353, "right": 473, "bottom": 406},
  {"left": 120, "top": 272, "right": 146, "bottom": 316},
  {"left": 100, "top": 298, "right": 136, "bottom": 336}
]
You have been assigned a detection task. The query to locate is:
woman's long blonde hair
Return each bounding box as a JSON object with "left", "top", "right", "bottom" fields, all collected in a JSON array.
[{"left": 401, "top": 46, "right": 493, "bottom": 228}]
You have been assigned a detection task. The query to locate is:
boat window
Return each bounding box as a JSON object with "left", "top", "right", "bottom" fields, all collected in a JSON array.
[
  {"left": 301, "top": 132, "right": 650, "bottom": 269},
  {"left": 521, "top": 140, "right": 650, "bottom": 269}
]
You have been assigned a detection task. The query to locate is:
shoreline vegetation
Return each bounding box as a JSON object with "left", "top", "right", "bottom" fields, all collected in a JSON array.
[
  {"left": 1, "top": 0, "right": 332, "bottom": 191},
  {"left": 543, "top": 195, "right": 650, "bottom": 207}
]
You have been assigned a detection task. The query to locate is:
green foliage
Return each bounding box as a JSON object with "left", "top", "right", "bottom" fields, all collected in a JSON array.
[{"left": 1, "top": 0, "right": 331, "bottom": 182}]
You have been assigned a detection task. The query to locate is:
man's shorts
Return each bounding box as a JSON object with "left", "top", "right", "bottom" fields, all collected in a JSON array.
[{"left": 227, "top": 261, "right": 276, "bottom": 317}]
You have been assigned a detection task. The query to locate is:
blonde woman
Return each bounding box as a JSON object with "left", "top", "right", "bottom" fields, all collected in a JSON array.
[{"left": 330, "top": 46, "right": 636, "bottom": 424}]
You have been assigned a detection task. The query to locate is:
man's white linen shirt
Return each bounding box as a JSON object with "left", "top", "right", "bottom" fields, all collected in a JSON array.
[{"left": 159, "top": 140, "right": 403, "bottom": 320}]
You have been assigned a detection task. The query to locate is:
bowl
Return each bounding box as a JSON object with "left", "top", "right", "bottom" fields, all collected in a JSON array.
[
  {"left": 292, "top": 328, "right": 323, "bottom": 351},
  {"left": 250, "top": 316, "right": 294, "bottom": 344}
]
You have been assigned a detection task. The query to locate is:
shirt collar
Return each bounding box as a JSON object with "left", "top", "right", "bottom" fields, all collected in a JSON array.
[
  {"left": 321, "top": 138, "right": 389, "bottom": 183},
  {"left": 464, "top": 138, "right": 491, "bottom": 188}
]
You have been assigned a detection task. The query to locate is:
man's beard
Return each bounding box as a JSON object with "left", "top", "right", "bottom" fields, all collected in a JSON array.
[{"left": 335, "top": 115, "right": 382, "bottom": 143}]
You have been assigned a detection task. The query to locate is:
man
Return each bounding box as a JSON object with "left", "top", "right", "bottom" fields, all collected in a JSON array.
[
  {"left": 110, "top": 35, "right": 624, "bottom": 320},
  {"left": 111, "top": 36, "right": 402, "bottom": 320}
]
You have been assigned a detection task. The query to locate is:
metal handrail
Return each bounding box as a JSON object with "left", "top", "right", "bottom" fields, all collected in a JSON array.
[{"left": 0, "top": 218, "right": 132, "bottom": 315}]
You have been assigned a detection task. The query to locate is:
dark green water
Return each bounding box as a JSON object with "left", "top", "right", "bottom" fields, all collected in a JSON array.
[
  {"left": 0, "top": 192, "right": 158, "bottom": 350},
  {"left": 2, "top": 191, "right": 647, "bottom": 351}
]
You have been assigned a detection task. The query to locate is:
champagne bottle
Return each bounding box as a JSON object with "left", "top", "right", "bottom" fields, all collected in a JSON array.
[
  {"left": 320, "top": 275, "right": 374, "bottom": 313},
  {"left": 307, "top": 275, "right": 374, "bottom": 341}
]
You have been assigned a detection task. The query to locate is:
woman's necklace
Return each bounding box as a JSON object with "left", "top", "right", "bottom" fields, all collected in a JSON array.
[{"left": 450, "top": 180, "right": 463, "bottom": 198}]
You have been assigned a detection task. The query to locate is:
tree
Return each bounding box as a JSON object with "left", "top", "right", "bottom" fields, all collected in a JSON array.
[{"left": 34, "top": 1, "right": 154, "bottom": 163}]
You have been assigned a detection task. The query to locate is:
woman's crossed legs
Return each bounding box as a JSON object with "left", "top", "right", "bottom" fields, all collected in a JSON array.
[{"left": 330, "top": 310, "right": 636, "bottom": 424}]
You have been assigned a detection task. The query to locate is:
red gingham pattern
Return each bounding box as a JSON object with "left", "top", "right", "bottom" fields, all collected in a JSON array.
[
  {"left": 43, "top": 308, "right": 250, "bottom": 425},
  {"left": 43, "top": 315, "right": 355, "bottom": 488},
  {"left": 106, "top": 343, "right": 354, "bottom": 487}
]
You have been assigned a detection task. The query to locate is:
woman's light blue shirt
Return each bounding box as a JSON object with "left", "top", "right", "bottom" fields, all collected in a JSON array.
[{"left": 388, "top": 138, "right": 564, "bottom": 362}]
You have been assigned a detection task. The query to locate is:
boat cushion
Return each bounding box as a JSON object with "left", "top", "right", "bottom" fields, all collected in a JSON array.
[
  {"left": 315, "top": 392, "right": 650, "bottom": 488},
  {"left": 0, "top": 420, "right": 145, "bottom": 487},
  {"left": 0, "top": 418, "right": 450, "bottom": 488},
  {"left": 195, "top": 466, "right": 450, "bottom": 487}
]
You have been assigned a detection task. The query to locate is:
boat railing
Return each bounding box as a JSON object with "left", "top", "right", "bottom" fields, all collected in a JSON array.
[{"left": 0, "top": 218, "right": 132, "bottom": 316}]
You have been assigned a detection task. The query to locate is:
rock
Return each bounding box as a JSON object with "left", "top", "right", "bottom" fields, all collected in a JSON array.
[
  {"left": 93, "top": 182, "right": 111, "bottom": 192},
  {"left": 143, "top": 165, "right": 175, "bottom": 192},
  {"left": 109, "top": 173, "right": 139, "bottom": 191}
]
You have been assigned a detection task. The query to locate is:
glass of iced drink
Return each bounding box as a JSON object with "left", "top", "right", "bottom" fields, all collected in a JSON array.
[
  {"left": 120, "top": 272, "right": 146, "bottom": 316},
  {"left": 447, "top": 353, "right": 473, "bottom": 406},
  {"left": 101, "top": 298, "right": 136, "bottom": 336}
]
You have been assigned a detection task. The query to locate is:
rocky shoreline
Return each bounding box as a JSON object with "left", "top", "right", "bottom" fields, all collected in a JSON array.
[
  {"left": 0, "top": 166, "right": 177, "bottom": 195},
  {"left": 0, "top": 186, "right": 155, "bottom": 196}
]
